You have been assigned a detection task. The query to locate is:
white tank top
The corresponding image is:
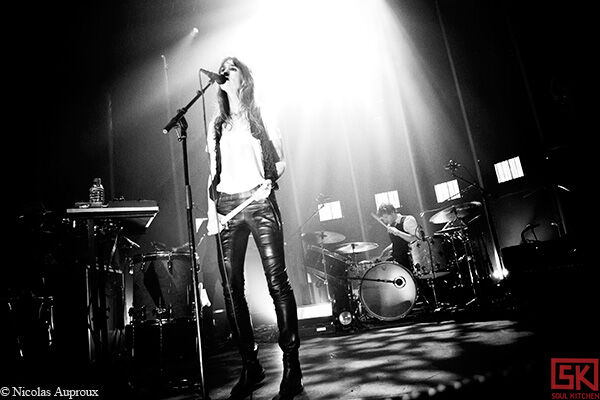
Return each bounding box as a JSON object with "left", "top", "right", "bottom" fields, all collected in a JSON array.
[{"left": 216, "top": 115, "right": 265, "bottom": 194}]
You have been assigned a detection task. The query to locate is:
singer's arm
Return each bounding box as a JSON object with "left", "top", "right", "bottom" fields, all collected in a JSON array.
[
  {"left": 205, "top": 118, "right": 224, "bottom": 235},
  {"left": 264, "top": 111, "right": 286, "bottom": 178},
  {"left": 273, "top": 135, "right": 286, "bottom": 178}
]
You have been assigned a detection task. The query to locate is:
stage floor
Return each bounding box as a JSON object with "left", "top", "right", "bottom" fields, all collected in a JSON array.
[
  {"left": 144, "top": 310, "right": 556, "bottom": 400},
  {"left": 7, "top": 263, "right": 597, "bottom": 400},
  {"left": 205, "top": 319, "right": 536, "bottom": 400},
  {"left": 7, "top": 300, "right": 596, "bottom": 400}
]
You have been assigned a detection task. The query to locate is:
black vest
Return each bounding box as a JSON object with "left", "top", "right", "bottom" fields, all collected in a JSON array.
[{"left": 389, "top": 216, "right": 410, "bottom": 267}]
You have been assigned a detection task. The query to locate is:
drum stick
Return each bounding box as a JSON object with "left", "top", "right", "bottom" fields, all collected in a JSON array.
[{"left": 371, "top": 212, "right": 389, "bottom": 229}]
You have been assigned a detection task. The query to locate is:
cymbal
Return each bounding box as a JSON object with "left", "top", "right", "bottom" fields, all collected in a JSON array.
[
  {"left": 335, "top": 242, "right": 379, "bottom": 254},
  {"left": 306, "top": 244, "right": 352, "bottom": 264},
  {"left": 435, "top": 226, "right": 462, "bottom": 234},
  {"left": 429, "top": 201, "right": 481, "bottom": 224},
  {"left": 302, "top": 231, "right": 346, "bottom": 245},
  {"left": 436, "top": 219, "right": 467, "bottom": 234}
]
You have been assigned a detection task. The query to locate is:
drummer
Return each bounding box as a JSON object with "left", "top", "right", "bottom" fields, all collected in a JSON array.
[{"left": 375, "top": 203, "right": 423, "bottom": 268}]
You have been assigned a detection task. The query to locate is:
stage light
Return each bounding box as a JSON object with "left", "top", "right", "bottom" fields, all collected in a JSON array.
[
  {"left": 375, "top": 190, "right": 400, "bottom": 210},
  {"left": 318, "top": 201, "right": 343, "bottom": 222},
  {"left": 434, "top": 179, "right": 460, "bottom": 203},
  {"left": 297, "top": 302, "right": 333, "bottom": 320},
  {"left": 338, "top": 311, "right": 353, "bottom": 326},
  {"left": 190, "top": 27, "right": 199, "bottom": 38},
  {"left": 494, "top": 156, "right": 524, "bottom": 183},
  {"left": 491, "top": 267, "right": 509, "bottom": 281}
]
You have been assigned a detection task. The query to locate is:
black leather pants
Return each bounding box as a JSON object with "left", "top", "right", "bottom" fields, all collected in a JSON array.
[{"left": 216, "top": 190, "right": 300, "bottom": 355}]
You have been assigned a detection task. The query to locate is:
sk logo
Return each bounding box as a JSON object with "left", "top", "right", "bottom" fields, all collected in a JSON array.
[{"left": 551, "top": 358, "right": 599, "bottom": 391}]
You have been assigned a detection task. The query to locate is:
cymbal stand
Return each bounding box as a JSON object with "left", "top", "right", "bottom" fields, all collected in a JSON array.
[
  {"left": 441, "top": 211, "right": 467, "bottom": 292},
  {"left": 449, "top": 166, "right": 505, "bottom": 292},
  {"left": 457, "top": 224, "right": 478, "bottom": 305},
  {"left": 424, "top": 237, "right": 440, "bottom": 310},
  {"left": 318, "top": 240, "right": 333, "bottom": 302},
  {"left": 346, "top": 248, "right": 362, "bottom": 327},
  {"left": 296, "top": 203, "right": 325, "bottom": 303},
  {"left": 447, "top": 232, "right": 465, "bottom": 289}
]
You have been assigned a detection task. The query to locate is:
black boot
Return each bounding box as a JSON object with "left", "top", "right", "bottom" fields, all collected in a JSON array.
[
  {"left": 229, "top": 346, "right": 265, "bottom": 400},
  {"left": 272, "top": 350, "right": 303, "bottom": 400}
]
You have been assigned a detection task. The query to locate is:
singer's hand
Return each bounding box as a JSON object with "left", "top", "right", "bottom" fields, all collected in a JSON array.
[
  {"left": 253, "top": 180, "right": 273, "bottom": 201},
  {"left": 207, "top": 213, "right": 228, "bottom": 235}
]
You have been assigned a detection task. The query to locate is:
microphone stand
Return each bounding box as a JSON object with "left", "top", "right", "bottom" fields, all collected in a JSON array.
[
  {"left": 291, "top": 202, "right": 325, "bottom": 239},
  {"left": 292, "top": 203, "right": 326, "bottom": 303},
  {"left": 163, "top": 79, "right": 217, "bottom": 400}
]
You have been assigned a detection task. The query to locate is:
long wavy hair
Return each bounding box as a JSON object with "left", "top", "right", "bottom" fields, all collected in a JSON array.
[
  {"left": 215, "top": 57, "right": 266, "bottom": 140},
  {"left": 209, "top": 57, "right": 279, "bottom": 196}
]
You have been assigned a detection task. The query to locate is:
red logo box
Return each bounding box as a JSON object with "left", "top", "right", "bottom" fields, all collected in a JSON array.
[{"left": 551, "top": 358, "right": 599, "bottom": 391}]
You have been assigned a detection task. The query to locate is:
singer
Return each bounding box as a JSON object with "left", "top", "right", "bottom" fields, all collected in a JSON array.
[{"left": 205, "top": 57, "right": 303, "bottom": 400}]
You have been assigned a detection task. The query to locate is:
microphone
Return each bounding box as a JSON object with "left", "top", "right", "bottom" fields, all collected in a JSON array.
[
  {"left": 316, "top": 193, "right": 331, "bottom": 202},
  {"left": 200, "top": 68, "right": 228, "bottom": 84},
  {"left": 444, "top": 160, "right": 461, "bottom": 171}
]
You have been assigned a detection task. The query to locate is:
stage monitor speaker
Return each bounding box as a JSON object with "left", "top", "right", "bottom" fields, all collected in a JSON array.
[
  {"left": 125, "top": 320, "right": 199, "bottom": 391},
  {"left": 501, "top": 238, "right": 597, "bottom": 350}
]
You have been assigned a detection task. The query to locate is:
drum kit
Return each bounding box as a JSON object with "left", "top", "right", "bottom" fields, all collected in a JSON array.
[
  {"left": 303, "top": 229, "right": 418, "bottom": 324},
  {"left": 408, "top": 201, "right": 485, "bottom": 310},
  {"left": 303, "top": 201, "right": 486, "bottom": 325}
]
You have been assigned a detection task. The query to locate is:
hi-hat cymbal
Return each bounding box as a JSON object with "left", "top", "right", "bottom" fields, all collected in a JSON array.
[
  {"left": 301, "top": 231, "right": 346, "bottom": 245},
  {"left": 335, "top": 242, "right": 379, "bottom": 254},
  {"left": 429, "top": 201, "right": 481, "bottom": 224}
]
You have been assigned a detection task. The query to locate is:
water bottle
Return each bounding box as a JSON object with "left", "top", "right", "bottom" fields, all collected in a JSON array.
[{"left": 89, "top": 178, "right": 105, "bottom": 207}]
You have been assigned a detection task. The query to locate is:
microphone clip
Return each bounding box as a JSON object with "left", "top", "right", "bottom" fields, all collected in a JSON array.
[{"left": 444, "top": 160, "right": 461, "bottom": 172}]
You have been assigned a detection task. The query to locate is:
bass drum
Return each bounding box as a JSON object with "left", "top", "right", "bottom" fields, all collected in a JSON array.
[{"left": 359, "top": 261, "right": 417, "bottom": 321}]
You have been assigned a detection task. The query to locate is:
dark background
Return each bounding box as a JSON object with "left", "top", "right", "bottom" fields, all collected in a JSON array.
[{"left": 8, "top": 0, "right": 593, "bottom": 243}]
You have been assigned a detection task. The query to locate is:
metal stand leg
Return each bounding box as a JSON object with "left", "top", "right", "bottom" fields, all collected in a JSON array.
[
  {"left": 346, "top": 255, "right": 363, "bottom": 330},
  {"left": 425, "top": 237, "right": 441, "bottom": 311},
  {"left": 319, "top": 245, "right": 333, "bottom": 303},
  {"left": 460, "top": 230, "right": 478, "bottom": 306},
  {"left": 449, "top": 234, "right": 464, "bottom": 288}
]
